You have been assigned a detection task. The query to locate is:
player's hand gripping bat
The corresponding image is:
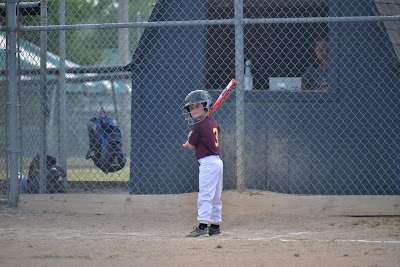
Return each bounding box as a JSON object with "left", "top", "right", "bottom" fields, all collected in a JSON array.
[{"left": 182, "top": 79, "right": 238, "bottom": 149}]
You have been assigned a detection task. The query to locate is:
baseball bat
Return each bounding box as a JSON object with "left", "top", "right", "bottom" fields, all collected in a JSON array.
[{"left": 183, "top": 79, "right": 238, "bottom": 149}]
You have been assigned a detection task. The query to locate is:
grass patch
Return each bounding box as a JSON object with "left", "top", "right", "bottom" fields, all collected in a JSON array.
[
  {"left": 67, "top": 168, "right": 129, "bottom": 182},
  {"left": 1, "top": 168, "right": 130, "bottom": 182}
]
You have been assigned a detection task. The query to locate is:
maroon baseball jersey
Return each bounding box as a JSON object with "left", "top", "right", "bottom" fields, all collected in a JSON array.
[{"left": 188, "top": 117, "right": 221, "bottom": 159}]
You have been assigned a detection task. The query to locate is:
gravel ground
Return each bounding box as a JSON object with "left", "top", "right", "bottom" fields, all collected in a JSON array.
[
  {"left": 0, "top": 201, "right": 41, "bottom": 217},
  {"left": 1, "top": 192, "right": 400, "bottom": 267}
]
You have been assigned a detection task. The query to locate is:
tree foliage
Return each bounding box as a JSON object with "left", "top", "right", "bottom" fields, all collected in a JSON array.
[{"left": 13, "top": 0, "right": 155, "bottom": 66}]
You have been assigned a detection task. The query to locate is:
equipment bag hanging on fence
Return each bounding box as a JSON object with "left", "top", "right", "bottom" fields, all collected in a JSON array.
[{"left": 86, "top": 105, "right": 126, "bottom": 173}]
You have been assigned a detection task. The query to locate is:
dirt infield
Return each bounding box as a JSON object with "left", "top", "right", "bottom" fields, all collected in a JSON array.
[{"left": 1, "top": 191, "right": 400, "bottom": 267}]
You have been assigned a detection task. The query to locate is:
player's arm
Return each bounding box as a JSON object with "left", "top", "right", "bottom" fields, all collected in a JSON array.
[{"left": 182, "top": 131, "right": 195, "bottom": 149}]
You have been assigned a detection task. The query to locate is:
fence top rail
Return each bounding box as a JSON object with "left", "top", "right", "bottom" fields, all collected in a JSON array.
[
  {"left": 0, "top": 66, "right": 131, "bottom": 76},
  {"left": 1, "top": 15, "right": 400, "bottom": 32}
]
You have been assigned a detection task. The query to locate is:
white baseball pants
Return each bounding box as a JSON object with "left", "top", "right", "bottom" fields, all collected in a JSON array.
[{"left": 197, "top": 155, "right": 223, "bottom": 225}]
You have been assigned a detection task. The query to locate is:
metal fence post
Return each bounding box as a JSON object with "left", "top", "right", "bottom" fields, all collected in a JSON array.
[
  {"left": 118, "top": 0, "right": 130, "bottom": 65},
  {"left": 6, "top": 0, "right": 19, "bottom": 206},
  {"left": 39, "top": 0, "right": 48, "bottom": 194},
  {"left": 234, "top": 0, "right": 246, "bottom": 191},
  {"left": 59, "top": 0, "right": 67, "bottom": 190}
]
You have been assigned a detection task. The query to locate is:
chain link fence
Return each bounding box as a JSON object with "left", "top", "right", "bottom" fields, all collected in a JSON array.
[{"left": 1, "top": 0, "right": 400, "bottom": 203}]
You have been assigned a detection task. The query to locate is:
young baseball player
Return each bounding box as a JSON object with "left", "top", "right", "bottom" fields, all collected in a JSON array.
[{"left": 182, "top": 89, "right": 224, "bottom": 237}]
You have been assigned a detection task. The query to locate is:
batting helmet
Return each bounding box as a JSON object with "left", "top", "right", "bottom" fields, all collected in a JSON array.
[
  {"left": 182, "top": 90, "right": 213, "bottom": 125},
  {"left": 182, "top": 90, "right": 213, "bottom": 112}
]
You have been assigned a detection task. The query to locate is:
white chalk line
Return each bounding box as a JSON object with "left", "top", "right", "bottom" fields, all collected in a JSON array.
[
  {"left": 2, "top": 228, "right": 400, "bottom": 244},
  {"left": 56, "top": 232, "right": 157, "bottom": 239},
  {"left": 280, "top": 239, "right": 400, "bottom": 244},
  {"left": 219, "top": 232, "right": 400, "bottom": 244},
  {"left": 243, "top": 231, "right": 309, "bottom": 241}
]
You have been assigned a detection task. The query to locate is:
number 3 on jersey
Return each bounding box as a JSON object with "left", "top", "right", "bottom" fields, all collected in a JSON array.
[{"left": 213, "top": 128, "right": 219, "bottom": 147}]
